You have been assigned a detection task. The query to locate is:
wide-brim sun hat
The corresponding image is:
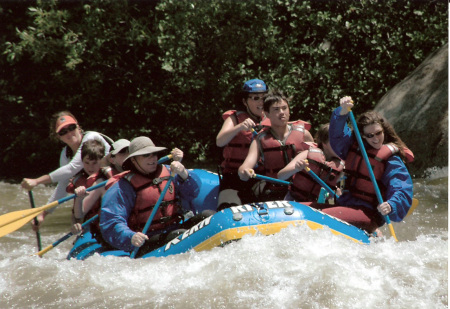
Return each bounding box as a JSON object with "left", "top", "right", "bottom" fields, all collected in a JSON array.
[
  {"left": 123, "top": 136, "right": 167, "bottom": 163},
  {"left": 243, "top": 79, "right": 268, "bottom": 93},
  {"left": 55, "top": 115, "right": 78, "bottom": 133},
  {"left": 110, "top": 139, "right": 130, "bottom": 155}
]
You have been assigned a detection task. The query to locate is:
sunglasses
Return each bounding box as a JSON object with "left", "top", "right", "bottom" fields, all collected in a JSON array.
[
  {"left": 58, "top": 124, "right": 77, "bottom": 136},
  {"left": 364, "top": 130, "right": 383, "bottom": 139},
  {"left": 141, "top": 153, "right": 156, "bottom": 158},
  {"left": 248, "top": 95, "right": 264, "bottom": 101}
]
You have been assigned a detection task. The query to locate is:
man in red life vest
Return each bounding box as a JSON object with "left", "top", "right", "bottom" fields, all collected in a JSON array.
[{"left": 238, "top": 89, "right": 314, "bottom": 202}]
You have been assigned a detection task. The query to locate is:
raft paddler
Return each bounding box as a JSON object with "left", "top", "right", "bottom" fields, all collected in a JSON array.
[
  {"left": 21, "top": 111, "right": 111, "bottom": 230},
  {"left": 278, "top": 123, "right": 345, "bottom": 203},
  {"left": 319, "top": 96, "right": 415, "bottom": 233},
  {"left": 238, "top": 89, "right": 314, "bottom": 202},
  {"left": 99, "top": 136, "right": 212, "bottom": 255},
  {"left": 216, "top": 78, "right": 270, "bottom": 211}
]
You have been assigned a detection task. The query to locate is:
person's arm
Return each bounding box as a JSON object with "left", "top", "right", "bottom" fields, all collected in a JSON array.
[
  {"left": 381, "top": 156, "right": 413, "bottom": 222},
  {"left": 49, "top": 146, "right": 83, "bottom": 183},
  {"left": 80, "top": 179, "right": 105, "bottom": 215},
  {"left": 73, "top": 186, "right": 86, "bottom": 220},
  {"left": 216, "top": 114, "right": 255, "bottom": 147},
  {"left": 100, "top": 180, "right": 137, "bottom": 252},
  {"left": 238, "top": 140, "right": 260, "bottom": 181},
  {"left": 173, "top": 169, "right": 200, "bottom": 202},
  {"left": 329, "top": 106, "right": 354, "bottom": 160},
  {"left": 278, "top": 150, "right": 309, "bottom": 180},
  {"left": 21, "top": 146, "right": 70, "bottom": 190},
  {"left": 21, "top": 175, "right": 52, "bottom": 190}
]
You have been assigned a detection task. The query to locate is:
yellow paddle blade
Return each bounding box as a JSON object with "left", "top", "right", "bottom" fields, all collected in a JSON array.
[
  {"left": 0, "top": 201, "right": 58, "bottom": 238},
  {"left": 406, "top": 198, "right": 419, "bottom": 217},
  {"left": 387, "top": 223, "right": 398, "bottom": 242}
]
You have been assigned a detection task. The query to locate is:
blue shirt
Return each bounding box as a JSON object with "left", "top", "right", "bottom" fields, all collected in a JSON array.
[
  {"left": 329, "top": 107, "right": 413, "bottom": 222},
  {"left": 100, "top": 168, "right": 200, "bottom": 251}
]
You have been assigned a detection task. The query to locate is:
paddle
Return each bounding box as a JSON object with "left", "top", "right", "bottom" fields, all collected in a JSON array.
[
  {"left": 347, "top": 107, "right": 399, "bottom": 241},
  {"left": 251, "top": 167, "right": 338, "bottom": 198},
  {"left": 28, "top": 190, "right": 42, "bottom": 252},
  {"left": 0, "top": 180, "right": 107, "bottom": 238},
  {"left": 304, "top": 163, "right": 339, "bottom": 198},
  {"left": 157, "top": 154, "right": 173, "bottom": 164},
  {"left": 35, "top": 215, "right": 99, "bottom": 257},
  {"left": 130, "top": 172, "right": 175, "bottom": 259},
  {"left": 406, "top": 198, "right": 419, "bottom": 217},
  {"left": 250, "top": 171, "right": 290, "bottom": 186}
]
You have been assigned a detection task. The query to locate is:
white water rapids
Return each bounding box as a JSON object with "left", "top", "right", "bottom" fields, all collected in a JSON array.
[{"left": 0, "top": 168, "right": 447, "bottom": 308}]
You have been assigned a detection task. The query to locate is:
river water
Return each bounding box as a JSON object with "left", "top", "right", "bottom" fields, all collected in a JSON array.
[{"left": 0, "top": 168, "right": 448, "bottom": 309}]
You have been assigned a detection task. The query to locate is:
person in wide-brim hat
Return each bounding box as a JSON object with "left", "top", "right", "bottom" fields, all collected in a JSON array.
[
  {"left": 124, "top": 136, "right": 166, "bottom": 163},
  {"left": 121, "top": 136, "right": 167, "bottom": 173},
  {"left": 100, "top": 135, "right": 208, "bottom": 255}
]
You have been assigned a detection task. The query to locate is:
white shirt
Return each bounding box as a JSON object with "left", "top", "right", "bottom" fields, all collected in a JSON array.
[{"left": 46, "top": 131, "right": 111, "bottom": 207}]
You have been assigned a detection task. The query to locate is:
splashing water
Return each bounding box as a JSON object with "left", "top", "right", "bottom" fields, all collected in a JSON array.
[{"left": 0, "top": 170, "right": 447, "bottom": 309}]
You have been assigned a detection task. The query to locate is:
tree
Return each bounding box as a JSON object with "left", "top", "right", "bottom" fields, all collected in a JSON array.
[{"left": 1, "top": 0, "right": 447, "bottom": 181}]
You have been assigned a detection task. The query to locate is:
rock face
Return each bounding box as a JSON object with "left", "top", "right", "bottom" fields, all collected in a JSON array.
[{"left": 375, "top": 43, "right": 448, "bottom": 178}]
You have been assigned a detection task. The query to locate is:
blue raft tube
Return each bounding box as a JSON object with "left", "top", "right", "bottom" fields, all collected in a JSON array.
[{"left": 67, "top": 169, "right": 370, "bottom": 260}]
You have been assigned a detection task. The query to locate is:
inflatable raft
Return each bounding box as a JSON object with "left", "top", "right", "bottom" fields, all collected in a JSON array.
[{"left": 67, "top": 169, "right": 370, "bottom": 260}]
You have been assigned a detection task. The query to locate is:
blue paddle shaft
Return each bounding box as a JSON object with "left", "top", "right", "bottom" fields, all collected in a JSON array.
[
  {"left": 306, "top": 169, "right": 337, "bottom": 198},
  {"left": 53, "top": 215, "right": 99, "bottom": 247},
  {"left": 157, "top": 155, "right": 172, "bottom": 164},
  {"left": 130, "top": 176, "right": 174, "bottom": 259},
  {"left": 348, "top": 111, "right": 391, "bottom": 224},
  {"left": 253, "top": 174, "right": 290, "bottom": 186},
  {"left": 57, "top": 180, "right": 108, "bottom": 205}
]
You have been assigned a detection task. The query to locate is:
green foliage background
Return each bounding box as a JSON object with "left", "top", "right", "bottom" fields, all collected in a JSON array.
[{"left": 0, "top": 0, "right": 447, "bottom": 181}]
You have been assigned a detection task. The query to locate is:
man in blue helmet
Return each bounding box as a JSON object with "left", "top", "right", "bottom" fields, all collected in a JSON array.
[{"left": 216, "top": 79, "right": 270, "bottom": 210}]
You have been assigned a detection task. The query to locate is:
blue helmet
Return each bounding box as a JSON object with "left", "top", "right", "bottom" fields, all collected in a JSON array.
[{"left": 242, "top": 79, "right": 268, "bottom": 93}]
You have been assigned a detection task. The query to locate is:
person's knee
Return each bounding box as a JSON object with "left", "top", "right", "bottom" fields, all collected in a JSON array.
[
  {"left": 217, "top": 202, "right": 238, "bottom": 211},
  {"left": 218, "top": 189, "right": 241, "bottom": 207}
]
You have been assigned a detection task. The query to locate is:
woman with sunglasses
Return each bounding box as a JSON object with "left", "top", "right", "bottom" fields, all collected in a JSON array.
[
  {"left": 216, "top": 79, "right": 271, "bottom": 211},
  {"left": 324, "top": 96, "right": 414, "bottom": 233},
  {"left": 21, "top": 111, "right": 111, "bottom": 230}
]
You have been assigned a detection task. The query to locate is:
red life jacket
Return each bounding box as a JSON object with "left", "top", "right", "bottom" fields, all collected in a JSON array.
[
  {"left": 257, "top": 123, "right": 311, "bottom": 179},
  {"left": 66, "top": 171, "right": 99, "bottom": 194},
  {"left": 290, "top": 147, "right": 345, "bottom": 202},
  {"left": 105, "top": 165, "right": 180, "bottom": 233},
  {"left": 220, "top": 110, "right": 271, "bottom": 173},
  {"left": 344, "top": 143, "right": 414, "bottom": 205},
  {"left": 67, "top": 170, "right": 105, "bottom": 237}
]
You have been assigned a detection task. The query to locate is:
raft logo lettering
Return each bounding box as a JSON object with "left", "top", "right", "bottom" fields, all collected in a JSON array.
[
  {"left": 229, "top": 204, "right": 253, "bottom": 213},
  {"left": 230, "top": 201, "right": 291, "bottom": 214},
  {"left": 265, "top": 201, "right": 291, "bottom": 209},
  {"left": 164, "top": 215, "right": 213, "bottom": 251}
]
